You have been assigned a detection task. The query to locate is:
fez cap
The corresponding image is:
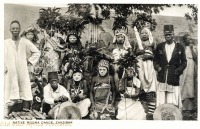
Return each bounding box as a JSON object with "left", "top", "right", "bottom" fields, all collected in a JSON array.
[
  {"left": 164, "top": 25, "right": 174, "bottom": 33},
  {"left": 48, "top": 72, "right": 58, "bottom": 81}
]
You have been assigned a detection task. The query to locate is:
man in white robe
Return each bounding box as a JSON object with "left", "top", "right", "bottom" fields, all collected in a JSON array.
[{"left": 4, "top": 20, "right": 41, "bottom": 115}]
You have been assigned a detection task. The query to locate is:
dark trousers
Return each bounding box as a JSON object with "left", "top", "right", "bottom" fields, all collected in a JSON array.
[
  {"left": 42, "top": 103, "right": 51, "bottom": 114},
  {"left": 22, "top": 100, "right": 31, "bottom": 110}
]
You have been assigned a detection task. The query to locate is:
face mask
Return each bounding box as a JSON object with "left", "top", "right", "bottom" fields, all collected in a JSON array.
[
  {"left": 140, "top": 29, "right": 149, "bottom": 41},
  {"left": 98, "top": 66, "right": 108, "bottom": 77},
  {"left": 73, "top": 72, "right": 83, "bottom": 81},
  {"left": 69, "top": 35, "right": 78, "bottom": 44}
]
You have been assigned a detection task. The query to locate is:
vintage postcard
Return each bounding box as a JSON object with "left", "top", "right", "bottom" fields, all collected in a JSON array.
[{"left": 0, "top": 0, "right": 199, "bottom": 129}]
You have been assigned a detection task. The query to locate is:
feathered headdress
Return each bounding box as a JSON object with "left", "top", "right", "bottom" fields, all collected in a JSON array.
[
  {"left": 98, "top": 59, "right": 109, "bottom": 69},
  {"left": 37, "top": 7, "right": 61, "bottom": 32},
  {"left": 117, "top": 52, "right": 138, "bottom": 69},
  {"left": 67, "top": 4, "right": 104, "bottom": 25},
  {"left": 112, "top": 16, "right": 131, "bottom": 50},
  {"left": 58, "top": 15, "right": 89, "bottom": 37},
  {"left": 132, "top": 13, "right": 157, "bottom": 32},
  {"left": 67, "top": 55, "right": 84, "bottom": 73},
  {"left": 112, "top": 16, "right": 128, "bottom": 35}
]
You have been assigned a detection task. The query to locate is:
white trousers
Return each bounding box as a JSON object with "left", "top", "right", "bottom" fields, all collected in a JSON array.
[{"left": 156, "top": 83, "right": 182, "bottom": 109}]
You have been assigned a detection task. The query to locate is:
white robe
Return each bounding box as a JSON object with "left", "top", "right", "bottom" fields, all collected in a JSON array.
[{"left": 4, "top": 38, "right": 41, "bottom": 104}]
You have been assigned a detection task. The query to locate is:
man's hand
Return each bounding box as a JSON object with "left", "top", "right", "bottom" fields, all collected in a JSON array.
[
  {"left": 175, "top": 69, "right": 180, "bottom": 76},
  {"left": 4, "top": 67, "right": 8, "bottom": 75},
  {"left": 107, "top": 104, "right": 114, "bottom": 111},
  {"left": 157, "top": 67, "right": 162, "bottom": 72},
  {"left": 27, "top": 61, "right": 32, "bottom": 66},
  {"left": 54, "top": 98, "right": 60, "bottom": 104},
  {"left": 91, "top": 103, "right": 96, "bottom": 111},
  {"left": 124, "top": 93, "right": 130, "bottom": 98},
  {"left": 59, "top": 95, "right": 68, "bottom": 102},
  {"left": 79, "top": 94, "right": 85, "bottom": 100}
]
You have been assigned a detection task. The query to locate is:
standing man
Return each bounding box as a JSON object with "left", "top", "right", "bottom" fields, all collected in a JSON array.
[
  {"left": 153, "top": 25, "right": 187, "bottom": 108},
  {"left": 4, "top": 20, "right": 41, "bottom": 115}
]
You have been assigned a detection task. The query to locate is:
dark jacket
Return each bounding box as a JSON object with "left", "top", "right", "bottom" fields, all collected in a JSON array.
[{"left": 153, "top": 41, "right": 187, "bottom": 86}]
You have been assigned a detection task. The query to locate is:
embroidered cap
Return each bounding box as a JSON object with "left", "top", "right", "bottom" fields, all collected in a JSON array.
[{"left": 98, "top": 59, "right": 109, "bottom": 69}]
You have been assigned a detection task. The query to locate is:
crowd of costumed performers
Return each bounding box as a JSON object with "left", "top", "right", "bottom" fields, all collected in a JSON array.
[{"left": 4, "top": 5, "right": 197, "bottom": 120}]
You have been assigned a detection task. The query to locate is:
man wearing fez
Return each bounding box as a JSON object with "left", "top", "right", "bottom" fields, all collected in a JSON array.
[
  {"left": 153, "top": 25, "right": 187, "bottom": 108},
  {"left": 43, "top": 72, "right": 71, "bottom": 114}
]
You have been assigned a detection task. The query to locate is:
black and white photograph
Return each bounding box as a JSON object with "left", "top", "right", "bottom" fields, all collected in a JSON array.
[{"left": 1, "top": 0, "right": 199, "bottom": 127}]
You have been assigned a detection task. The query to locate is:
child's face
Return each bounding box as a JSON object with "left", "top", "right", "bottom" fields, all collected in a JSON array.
[
  {"left": 26, "top": 32, "right": 34, "bottom": 41},
  {"left": 69, "top": 35, "right": 77, "bottom": 44},
  {"left": 98, "top": 66, "right": 108, "bottom": 77},
  {"left": 140, "top": 29, "right": 149, "bottom": 41},
  {"left": 73, "top": 72, "right": 83, "bottom": 81},
  {"left": 116, "top": 34, "right": 125, "bottom": 44},
  {"left": 34, "top": 65, "right": 43, "bottom": 75}
]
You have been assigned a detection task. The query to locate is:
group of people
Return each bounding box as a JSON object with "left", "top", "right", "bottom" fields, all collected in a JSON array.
[{"left": 4, "top": 19, "right": 197, "bottom": 120}]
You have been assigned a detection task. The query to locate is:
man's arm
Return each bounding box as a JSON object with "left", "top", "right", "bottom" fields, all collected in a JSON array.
[
  {"left": 60, "top": 86, "right": 71, "bottom": 101},
  {"left": 175, "top": 44, "right": 187, "bottom": 76},
  {"left": 110, "top": 76, "right": 116, "bottom": 105},
  {"left": 43, "top": 85, "right": 55, "bottom": 105},
  {"left": 153, "top": 44, "right": 162, "bottom": 72}
]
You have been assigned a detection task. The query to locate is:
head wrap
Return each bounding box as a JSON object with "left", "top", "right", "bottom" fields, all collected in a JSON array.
[
  {"left": 141, "top": 27, "right": 153, "bottom": 44},
  {"left": 113, "top": 33, "right": 132, "bottom": 50},
  {"left": 21, "top": 26, "right": 39, "bottom": 42},
  {"left": 134, "top": 26, "right": 154, "bottom": 50}
]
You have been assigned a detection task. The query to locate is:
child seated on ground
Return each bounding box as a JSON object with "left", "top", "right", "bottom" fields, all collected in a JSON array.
[
  {"left": 90, "top": 59, "right": 116, "bottom": 119},
  {"left": 67, "top": 68, "right": 91, "bottom": 118},
  {"left": 117, "top": 67, "right": 146, "bottom": 120}
]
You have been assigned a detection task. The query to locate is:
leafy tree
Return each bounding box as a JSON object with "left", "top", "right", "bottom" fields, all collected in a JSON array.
[
  {"left": 37, "top": 7, "right": 61, "bottom": 32},
  {"left": 184, "top": 4, "right": 198, "bottom": 24},
  {"left": 36, "top": 4, "right": 198, "bottom": 36},
  {"left": 67, "top": 4, "right": 198, "bottom": 24}
]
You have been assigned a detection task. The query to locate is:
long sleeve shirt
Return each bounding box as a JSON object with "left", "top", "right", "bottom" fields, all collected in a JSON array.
[
  {"left": 44, "top": 84, "right": 71, "bottom": 105},
  {"left": 4, "top": 38, "right": 41, "bottom": 103}
]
